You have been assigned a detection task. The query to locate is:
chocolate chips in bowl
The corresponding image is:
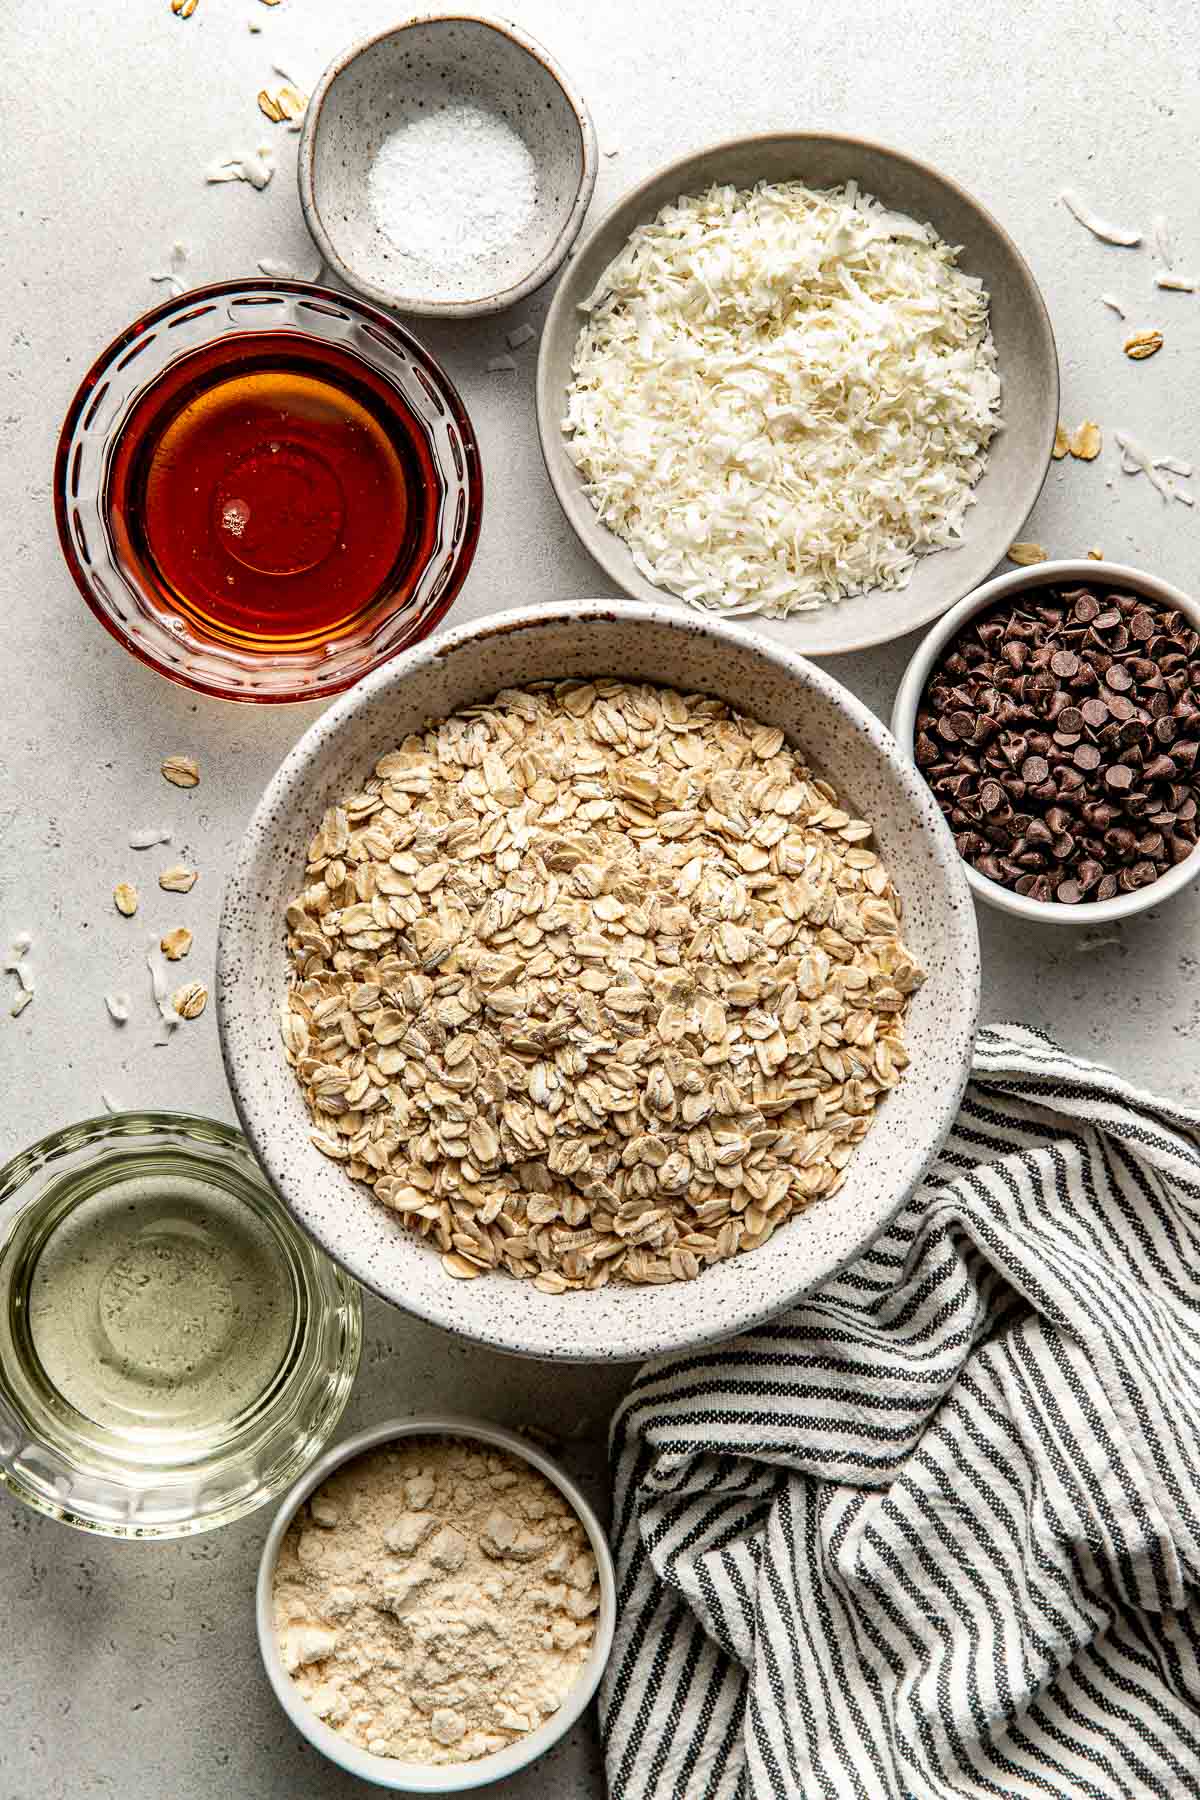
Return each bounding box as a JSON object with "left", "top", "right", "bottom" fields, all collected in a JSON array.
[{"left": 892, "top": 561, "right": 1200, "bottom": 922}]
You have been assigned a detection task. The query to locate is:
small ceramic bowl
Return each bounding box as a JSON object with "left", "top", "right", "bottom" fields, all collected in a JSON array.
[
  {"left": 536, "top": 131, "right": 1059, "bottom": 657},
  {"left": 891, "top": 558, "right": 1200, "bottom": 925},
  {"left": 256, "top": 1414, "right": 616, "bottom": 1792},
  {"left": 299, "top": 15, "right": 597, "bottom": 319},
  {"left": 217, "top": 600, "right": 980, "bottom": 1361}
]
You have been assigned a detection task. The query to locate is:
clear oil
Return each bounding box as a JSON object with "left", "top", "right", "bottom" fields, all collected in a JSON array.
[{"left": 25, "top": 1170, "right": 296, "bottom": 1441}]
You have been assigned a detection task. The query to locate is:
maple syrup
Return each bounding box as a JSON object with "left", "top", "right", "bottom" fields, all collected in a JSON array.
[{"left": 106, "top": 330, "right": 439, "bottom": 650}]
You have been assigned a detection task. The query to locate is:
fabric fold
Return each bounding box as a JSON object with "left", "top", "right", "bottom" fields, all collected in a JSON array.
[{"left": 603, "top": 1025, "right": 1200, "bottom": 1799}]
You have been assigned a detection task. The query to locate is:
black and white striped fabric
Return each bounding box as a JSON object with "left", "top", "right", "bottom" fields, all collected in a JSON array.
[{"left": 602, "top": 1023, "right": 1200, "bottom": 1799}]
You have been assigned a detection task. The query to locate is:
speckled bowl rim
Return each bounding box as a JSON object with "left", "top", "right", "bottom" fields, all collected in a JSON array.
[
  {"left": 535, "top": 129, "right": 1059, "bottom": 655},
  {"left": 891, "top": 558, "right": 1200, "bottom": 925},
  {"left": 298, "top": 13, "right": 599, "bottom": 320},
  {"left": 255, "top": 1413, "right": 616, "bottom": 1791},
  {"left": 217, "top": 599, "right": 980, "bottom": 1360}
]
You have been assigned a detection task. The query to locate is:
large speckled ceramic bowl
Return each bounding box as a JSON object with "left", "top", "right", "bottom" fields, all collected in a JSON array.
[
  {"left": 217, "top": 602, "right": 979, "bottom": 1361},
  {"left": 536, "top": 133, "right": 1059, "bottom": 656},
  {"left": 298, "top": 15, "right": 597, "bottom": 319}
]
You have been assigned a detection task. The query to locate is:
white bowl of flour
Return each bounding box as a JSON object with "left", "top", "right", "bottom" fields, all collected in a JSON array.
[
  {"left": 299, "top": 15, "right": 597, "bottom": 319},
  {"left": 257, "top": 1415, "right": 616, "bottom": 1790}
]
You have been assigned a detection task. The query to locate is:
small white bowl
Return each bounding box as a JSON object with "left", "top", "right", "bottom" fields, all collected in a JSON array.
[
  {"left": 892, "top": 558, "right": 1200, "bottom": 925},
  {"left": 298, "top": 14, "right": 597, "bottom": 319},
  {"left": 256, "top": 1414, "right": 616, "bottom": 1792}
]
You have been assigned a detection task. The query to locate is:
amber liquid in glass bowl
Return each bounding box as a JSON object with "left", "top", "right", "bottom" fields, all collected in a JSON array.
[{"left": 107, "top": 331, "right": 439, "bottom": 651}]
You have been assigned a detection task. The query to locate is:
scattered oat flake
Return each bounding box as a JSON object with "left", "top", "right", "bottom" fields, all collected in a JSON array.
[
  {"left": 1052, "top": 423, "right": 1070, "bottom": 460},
  {"left": 206, "top": 147, "right": 275, "bottom": 190},
  {"left": 161, "top": 927, "right": 193, "bottom": 961},
  {"left": 486, "top": 354, "right": 517, "bottom": 374},
  {"left": 130, "top": 826, "right": 173, "bottom": 849},
  {"left": 11, "top": 989, "right": 33, "bottom": 1017},
  {"left": 1007, "top": 541, "right": 1047, "bottom": 566},
  {"left": 1060, "top": 189, "right": 1141, "bottom": 247},
  {"left": 159, "top": 865, "right": 199, "bottom": 893},
  {"left": 1155, "top": 272, "right": 1198, "bottom": 292},
  {"left": 506, "top": 322, "right": 537, "bottom": 349},
  {"left": 1100, "top": 293, "right": 1127, "bottom": 317},
  {"left": 1069, "top": 421, "right": 1102, "bottom": 461},
  {"left": 114, "top": 882, "right": 139, "bottom": 917},
  {"left": 1086, "top": 547, "right": 1104, "bottom": 560},
  {"left": 1124, "top": 329, "right": 1164, "bottom": 360},
  {"left": 162, "top": 754, "right": 200, "bottom": 788},
  {"left": 257, "top": 83, "right": 307, "bottom": 126},
  {"left": 105, "top": 992, "right": 131, "bottom": 1023},
  {"left": 6, "top": 932, "right": 32, "bottom": 960},
  {"left": 173, "top": 981, "right": 209, "bottom": 1020}
]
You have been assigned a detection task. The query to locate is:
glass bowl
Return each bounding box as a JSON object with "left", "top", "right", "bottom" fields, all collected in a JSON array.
[
  {"left": 0, "top": 1112, "right": 362, "bottom": 1538},
  {"left": 54, "top": 280, "right": 482, "bottom": 704}
]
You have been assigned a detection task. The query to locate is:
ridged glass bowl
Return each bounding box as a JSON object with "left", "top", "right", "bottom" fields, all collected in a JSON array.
[
  {"left": 0, "top": 1112, "right": 361, "bottom": 1539},
  {"left": 54, "top": 280, "right": 482, "bottom": 704}
]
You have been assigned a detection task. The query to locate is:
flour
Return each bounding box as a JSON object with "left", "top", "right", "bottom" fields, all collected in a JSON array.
[{"left": 272, "top": 1436, "right": 600, "bottom": 1764}]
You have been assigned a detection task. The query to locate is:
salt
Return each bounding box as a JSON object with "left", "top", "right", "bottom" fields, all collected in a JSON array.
[{"left": 366, "top": 101, "right": 538, "bottom": 274}]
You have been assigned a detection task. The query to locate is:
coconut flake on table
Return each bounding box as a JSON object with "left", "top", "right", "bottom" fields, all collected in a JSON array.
[
  {"left": 562, "top": 178, "right": 1002, "bottom": 617},
  {"left": 1060, "top": 188, "right": 1141, "bottom": 246},
  {"left": 366, "top": 101, "right": 538, "bottom": 276},
  {"left": 1100, "top": 292, "right": 1128, "bottom": 317},
  {"left": 258, "top": 256, "right": 322, "bottom": 282},
  {"left": 206, "top": 146, "right": 274, "bottom": 190},
  {"left": 506, "top": 322, "right": 537, "bottom": 349},
  {"left": 1114, "top": 429, "right": 1194, "bottom": 502}
]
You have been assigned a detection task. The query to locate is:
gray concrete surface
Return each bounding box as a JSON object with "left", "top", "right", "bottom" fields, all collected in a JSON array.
[{"left": 2, "top": 1, "right": 1198, "bottom": 1794}]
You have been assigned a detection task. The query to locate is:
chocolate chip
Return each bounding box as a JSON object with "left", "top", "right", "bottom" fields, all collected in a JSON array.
[
  {"left": 1056, "top": 879, "right": 1082, "bottom": 904},
  {"left": 1104, "top": 664, "right": 1133, "bottom": 693},
  {"left": 1050, "top": 650, "right": 1079, "bottom": 678},
  {"left": 1021, "top": 755, "right": 1050, "bottom": 784},
  {"left": 1073, "top": 593, "right": 1099, "bottom": 622},
  {"left": 1104, "top": 763, "right": 1135, "bottom": 792},
  {"left": 1080, "top": 697, "right": 1109, "bottom": 728},
  {"left": 1057, "top": 706, "right": 1085, "bottom": 734},
  {"left": 1074, "top": 743, "right": 1101, "bottom": 771}
]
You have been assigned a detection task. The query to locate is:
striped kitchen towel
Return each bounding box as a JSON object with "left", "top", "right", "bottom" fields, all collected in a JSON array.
[{"left": 602, "top": 1023, "right": 1200, "bottom": 1800}]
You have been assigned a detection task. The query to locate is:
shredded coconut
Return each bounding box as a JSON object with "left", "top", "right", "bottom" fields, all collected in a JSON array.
[
  {"left": 562, "top": 179, "right": 1001, "bottom": 616},
  {"left": 1100, "top": 292, "right": 1128, "bottom": 317},
  {"left": 366, "top": 103, "right": 538, "bottom": 276},
  {"left": 273, "top": 1437, "right": 599, "bottom": 1766},
  {"left": 1060, "top": 188, "right": 1141, "bottom": 246},
  {"left": 1115, "top": 429, "right": 1194, "bottom": 503}
]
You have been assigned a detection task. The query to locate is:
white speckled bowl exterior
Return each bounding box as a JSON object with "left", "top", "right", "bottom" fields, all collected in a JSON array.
[
  {"left": 217, "top": 601, "right": 980, "bottom": 1362},
  {"left": 536, "top": 132, "right": 1059, "bottom": 656},
  {"left": 298, "top": 14, "right": 598, "bottom": 319}
]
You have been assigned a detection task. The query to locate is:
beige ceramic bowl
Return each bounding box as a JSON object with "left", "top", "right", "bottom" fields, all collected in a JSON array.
[
  {"left": 298, "top": 14, "right": 597, "bottom": 318},
  {"left": 256, "top": 1414, "right": 616, "bottom": 1791},
  {"left": 892, "top": 559, "right": 1200, "bottom": 925},
  {"left": 217, "top": 601, "right": 980, "bottom": 1361},
  {"left": 536, "top": 132, "right": 1059, "bottom": 656}
]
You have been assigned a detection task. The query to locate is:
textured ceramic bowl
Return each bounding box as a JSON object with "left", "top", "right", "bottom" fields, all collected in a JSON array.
[
  {"left": 256, "top": 1414, "right": 616, "bottom": 1791},
  {"left": 536, "top": 132, "right": 1059, "bottom": 656},
  {"left": 299, "top": 15, "right": 597, "bottom": 319},
  {"left": 892, "top": 558, "right": 1200, "bottom": 925},
  {"left": 217, "top": 601, "right": 980, "bottom": 1361}
]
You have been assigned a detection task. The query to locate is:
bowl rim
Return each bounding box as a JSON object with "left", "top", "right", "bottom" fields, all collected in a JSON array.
[
  {"left": 890, "top": 557, "right": 1200, "bottom": 924},
  {"left": 52, "top": 277, "right": 483, "bottom": 705},
  {"left": 298, "top": 12, "right": 599, "bottom": 320},
  {"left": 217, "top": 597, "right": 980, "bottom": 1360},
  {"left": 534, "top": 128, "right": 1059, "bottom": 655},
  {"left": 255, "top": 1412, "right": 617, "bottom": 1791}
]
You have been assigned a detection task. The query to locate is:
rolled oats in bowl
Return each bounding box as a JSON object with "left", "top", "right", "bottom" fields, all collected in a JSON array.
[{"left": 281, "top": 680, "right": 925, "bottom": 1292}]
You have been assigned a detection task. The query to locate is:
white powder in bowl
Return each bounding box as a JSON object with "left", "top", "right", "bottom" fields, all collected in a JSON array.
[{"left": 367, "top": 102, "right": 539, "bottom": 275}]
